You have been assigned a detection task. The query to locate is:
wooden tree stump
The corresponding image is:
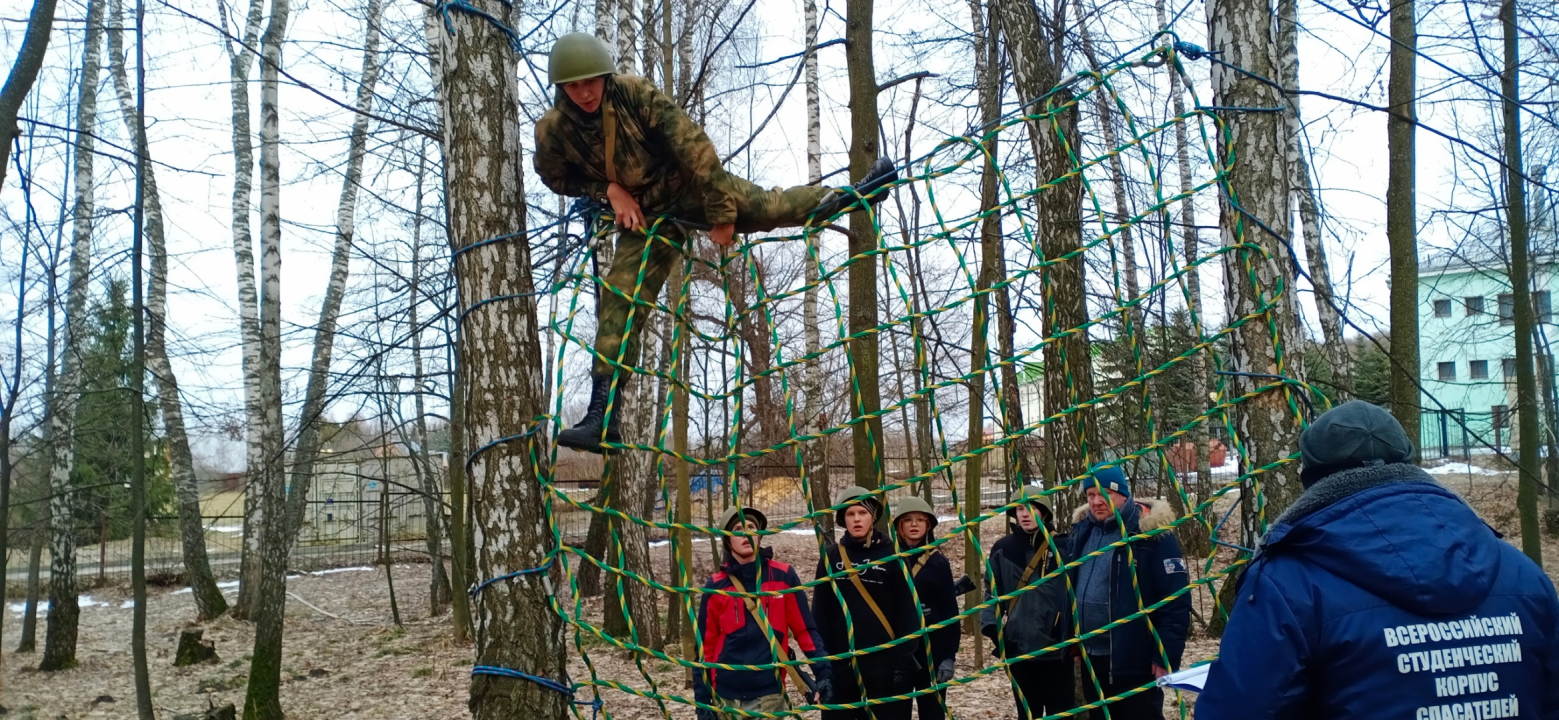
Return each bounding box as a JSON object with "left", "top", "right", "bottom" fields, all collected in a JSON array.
[{"left": 174, "top": 627, "right": 218, "bottom": 666}]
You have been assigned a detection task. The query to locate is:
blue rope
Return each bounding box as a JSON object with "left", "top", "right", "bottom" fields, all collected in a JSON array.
[
  {"left": 471, "top": 664, "right": 602, "bottom": 718},
  {"left": 438, "top": 0, "right": 524, "bottom": 53},
  {"left": 470, "top": 555, "right": 555, "bottom": 597}
]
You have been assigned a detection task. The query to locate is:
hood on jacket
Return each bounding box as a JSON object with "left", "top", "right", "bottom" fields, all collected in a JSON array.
[
  {"left": 1260, "top": 462, "right": 1500, "bottom": 616},
  {"left": 1071, "top": 496, "right": 1175, "bottom": 531}
]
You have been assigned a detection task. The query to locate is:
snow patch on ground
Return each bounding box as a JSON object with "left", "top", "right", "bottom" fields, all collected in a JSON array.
[
  {"left": 1425, "top": 462, "right": 1502, "bottom": 476},
  {"left": 8, "top": 595, "right": 110, "bottom": 615},
  {"left": 172, "top": 580, "right": 240, "bottom": 595},
  {"left": 308, "top": 566, "right": 375, "bottom": 576},
  {"left": 648, "top": 538, "right": 709, "bottom": 548},
  {"left": 207, "top": 525, "right": 244, "bottom": 533}
]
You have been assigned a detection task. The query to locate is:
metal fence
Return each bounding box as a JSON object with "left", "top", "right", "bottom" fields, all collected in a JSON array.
[
  {"left": 1420, "top": 409, "right": 1511, "bottom": 462},
  {"left": 4, "top": 491, "right": 439, "bottom": 587}
]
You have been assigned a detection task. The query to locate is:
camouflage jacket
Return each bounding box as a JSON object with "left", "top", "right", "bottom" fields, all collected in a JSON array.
[{"left": 533, "top": 74, "right": 739, "bottom": 225}]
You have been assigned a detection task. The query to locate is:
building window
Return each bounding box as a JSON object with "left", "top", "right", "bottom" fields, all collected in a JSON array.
[
  {"left": 1500, "top": 294, "right": 1515, "bottom": 325},
  {"left": 1537, "top": 291, "right": 1552, "bottom": 323},
  {"left": 1465, "top": 296, "right": 1485, "bottom": 315},
  {"left": 1433, "top": 299, "right": 1452, "bottom": 318},
  {"left": 1470, "top": 360, "right": 1488, "bottom": 379},
  {"left": 1493, "top": 405, "right": 1510, "bottom": 429},
  {"left": 1438, "top": 362, "right": 1457, "bottom": 381},
  {"left": 1504, "top": 357, "right": 1518, "bottom": 381}
]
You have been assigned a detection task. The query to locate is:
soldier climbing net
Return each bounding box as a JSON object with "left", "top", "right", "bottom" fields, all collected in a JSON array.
[{"left": 462, "top": 32, "right": 1319, "bottom": 720}]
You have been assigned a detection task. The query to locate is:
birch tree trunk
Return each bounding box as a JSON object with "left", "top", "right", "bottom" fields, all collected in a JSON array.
[
  {"left": 437, "top": 0, "right": 568, "bottom": 714},
  {"left": 846, "top": 0, "right": 883, "bottom": 492},
  {"left": 995, "top": 0, "right": 1095, "bottom": 520},
  {"left": 596, "top": 0, "right": 614, "bottom": 44},
  {"left": 284, "top": 0, "right": 384, "bottom": 547},
  {"left": 0, "top": 0, "right": 59, "bottom": 189},
  {"left": 105, "top": 0, "right": 227, "bottom": 621},
  {"left": 40, "top": 0, "right": 105, "bottom": 672},
  {"left": 226, "top": 0, "right": 267, "bottom": 621},
  {"left": 801, "top": 0, "right": 833, "bottom": 538},
  {"left": 242, "top": 0, "right": 292, "bottom": 711},
  {"left": 1207, "top": 0, "right": 1307, "bottom": 523},
  {"left": 1159, "top": 0, "right": 1212, "bottom": 547},
  {"left": 1278, "top": 0, "right": 1349, "bottom": 395},
  {"left": 616, "top": 0, "right": 636, "bottom": 74}
]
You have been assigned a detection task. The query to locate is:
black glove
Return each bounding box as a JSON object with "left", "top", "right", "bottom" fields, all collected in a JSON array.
[
  {"left": 696, "top": 709, "right": 719, "bottom": 720},
  {"left": 981, "top": 622, "right": 998, "bottom": 642},
  {"left": 936, "top": 658, "right": 956, "bottom": 684},
  {"left": 950, "top": 574, "right": 978, "bottom": 596},
  {"left": 812, "top": 675, "right": 834, "bottom": 704}
]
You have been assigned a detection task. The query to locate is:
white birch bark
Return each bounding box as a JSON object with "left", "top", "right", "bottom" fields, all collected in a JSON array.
[
  {"left": 284, "top": 0, "right": 384, "bottom": 545},
  {"left": 39, "top": 0, "right": 104, "bottom": 672},
  {"left": 242, "top": 0, "right": 292, "bottom": 711},
  {"left": 616, "top": 0, "right": 637, "bottom": 74},
  {"left": 1208, "top": 0, "right": 1307, "bottom": 526},
  {"left": 596, "top": 0, "right": 614, "bottom": 44},
  {"left": 1278, "top": 0, "right": 1350, "bottom": 395},
  {"left": 437, "top": 0, "right": 568, "bottom": 714},
  {"left": 799, "top": 0, "right": 833, "bottom": 537},
  {"left": 224, "top": 0, "right": 267, "bottom": 619},
  {"left": 105, "top": 0, "right": 227, "bottom": 620}
]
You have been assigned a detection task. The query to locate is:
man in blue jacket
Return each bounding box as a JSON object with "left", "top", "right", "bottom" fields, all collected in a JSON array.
[
  {"left": 1068, "top": 466, "right": 1191, "bottom": 720},
  {"left": 1196, "top": 400, "right": 1559, "bottom": 720}
]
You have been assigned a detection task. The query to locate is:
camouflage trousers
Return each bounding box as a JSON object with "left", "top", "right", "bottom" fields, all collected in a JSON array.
[
  {"left": 713, "top": 693, "right": 789, "bottom": 719},
  {"left": 591, "top": 177, "right": 831, "bottom": 376}
]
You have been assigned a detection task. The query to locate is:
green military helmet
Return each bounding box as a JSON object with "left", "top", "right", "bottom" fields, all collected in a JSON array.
[
  {"left": 548, "top": 33, "right": 615, "bottom": 85},
  {"left": 1008, "top": 484, "right": 1054, "bottom": 524},
  {"left": 891, "top": 495, "right": 938, "bottom": 530},
  {"left": 833, "top": 485, "right": 884, "bottom": 526},
  {"left": 716, "top": 504, "right": 768, "bottom": 532}
]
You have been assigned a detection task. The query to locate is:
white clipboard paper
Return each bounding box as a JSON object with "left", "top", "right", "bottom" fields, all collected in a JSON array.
[{"left": 1156, "top": 663, "right": 1211, "bottom": 693}]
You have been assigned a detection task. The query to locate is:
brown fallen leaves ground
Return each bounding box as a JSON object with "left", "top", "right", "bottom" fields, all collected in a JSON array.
[{"left": 2, "top": 479, "right": 1545, "bottom": 719}]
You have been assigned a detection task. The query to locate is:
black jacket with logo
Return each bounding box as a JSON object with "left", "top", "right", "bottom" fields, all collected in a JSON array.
[{"left": 813, "top": 530, "right": 923, "bottom": 689}]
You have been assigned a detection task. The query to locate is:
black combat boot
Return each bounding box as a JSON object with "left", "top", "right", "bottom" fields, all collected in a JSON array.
[
  {"left": 556, "top": 373, "right": 625, "bottom": 454},
  {"left": 811, "top": 156, "right": 900, "bottom": 221}
]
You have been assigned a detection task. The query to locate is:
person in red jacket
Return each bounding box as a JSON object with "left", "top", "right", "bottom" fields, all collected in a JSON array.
[{"left": 694, "top": 505, "right": 833, "bottom": 719}]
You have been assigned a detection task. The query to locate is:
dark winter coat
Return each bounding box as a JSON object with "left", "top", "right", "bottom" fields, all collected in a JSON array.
[
  {"left": 981, "top": 522, "right": 1071, "bottom": 661},
  {"left": 1195, "top": 463, "right": 1559, "bottom": 720},
  {"left": 694, "top": 548, "right": 832, "bottom": 703},
  {"left": 814, "top": 530, "right": 924, "bottom": 689},
  {"left": 900, "top": 537, "right": 961, "bottom": 667},
  {"left": 1066, "top": 497, "right": 1191, "bottom": 680}
]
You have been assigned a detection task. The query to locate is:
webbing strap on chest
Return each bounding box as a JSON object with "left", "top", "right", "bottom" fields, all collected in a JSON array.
[
  {"left": 839, "top": 545, "right": 896, "bottom": 639},
  {"left": 602, "top": 94, "right": 619, "bottom": 185},
  {"left": 725, "top": 571, "right": 810, "bottom": 693},
  {"left": 1002, "top": 542, "right": 1051, "bottom": 619}
]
